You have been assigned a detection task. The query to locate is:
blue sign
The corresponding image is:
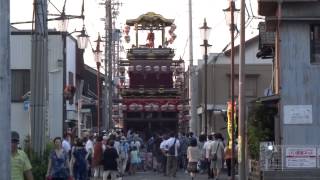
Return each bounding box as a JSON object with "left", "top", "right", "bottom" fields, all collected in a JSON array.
[{"left": 23, "top": 100, "right": 30, "bottom": 111}]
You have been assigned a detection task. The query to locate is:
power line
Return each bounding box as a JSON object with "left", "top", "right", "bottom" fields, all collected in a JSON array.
[{"left": 48, "top": 0, "right": 61, "bottom": 14}]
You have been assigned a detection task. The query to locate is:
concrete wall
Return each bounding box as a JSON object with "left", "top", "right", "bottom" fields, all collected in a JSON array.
[{"left": 280, "top": 22, "right": 320, "bottom": 145}]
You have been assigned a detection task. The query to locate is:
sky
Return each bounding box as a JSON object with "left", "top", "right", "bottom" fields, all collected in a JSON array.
[{"left": 10, "top": 0, "right": 261, "bottom": 67}]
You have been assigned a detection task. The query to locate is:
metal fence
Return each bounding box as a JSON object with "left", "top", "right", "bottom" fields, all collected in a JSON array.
[{"left": 259, "top": 142, "right": 320, "bottom": 171}]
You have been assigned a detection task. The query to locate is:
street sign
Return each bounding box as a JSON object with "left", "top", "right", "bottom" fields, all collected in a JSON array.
[{"left": 23, "top": 100, "right": 30, "bottom": 111}]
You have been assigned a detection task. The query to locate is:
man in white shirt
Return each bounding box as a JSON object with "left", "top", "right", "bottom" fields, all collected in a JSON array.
[
  {"left": 85, "top": 134, "right": 94, "bottom": 177},
  {"left": 62, "top": 133, "right": 71, "bottom": 154},
  {"left": 203, "top": 134, "right": 214, "bottom": 178},
  {"left": 165, "top": 132, "right": 180, "bottom": 177}
]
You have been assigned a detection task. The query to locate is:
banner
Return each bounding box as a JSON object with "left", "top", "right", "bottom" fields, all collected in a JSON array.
[{"left": 227, "top": 100, "right": 237, "bottom": 148}]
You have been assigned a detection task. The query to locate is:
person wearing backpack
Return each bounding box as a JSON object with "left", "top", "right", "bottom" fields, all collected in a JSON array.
[
  {"left": 165, "top": 132, "right": 180, "bottom": 177},
  {"left": 209, "top": 133, "right": 224, "bottom": 180},
  {"left": 70, "top": 139, "right": 88, "bottom": 180}
]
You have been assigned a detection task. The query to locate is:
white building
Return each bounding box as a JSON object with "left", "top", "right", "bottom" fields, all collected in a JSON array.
[{"left": 10, "top": 29, "right": 78, "bottom": 141}]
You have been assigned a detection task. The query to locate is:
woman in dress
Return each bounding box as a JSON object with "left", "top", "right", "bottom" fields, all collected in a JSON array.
[
  {"left": 187, "top": 138, "right": 201, "bottom": 180},
  {"left": 46, "top": 137, "right": 71, "bottom": 180}
]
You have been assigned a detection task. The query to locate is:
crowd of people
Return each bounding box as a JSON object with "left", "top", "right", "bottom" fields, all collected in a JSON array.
[{"left": 11, "top": 129, "right": 236, "bottom": 180}]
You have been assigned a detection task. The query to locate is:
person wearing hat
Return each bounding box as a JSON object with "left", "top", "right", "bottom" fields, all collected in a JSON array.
[{"left": 11, "top": 131, "right": 34, "bottom": 180}]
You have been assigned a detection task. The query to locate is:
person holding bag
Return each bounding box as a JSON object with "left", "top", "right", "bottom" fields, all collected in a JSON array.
[
  {"left": 187, "top": 138, "right": 200, "bottom": 180},
  {"left": 209, "top": 133, "right": 224, "bottom": 180}
]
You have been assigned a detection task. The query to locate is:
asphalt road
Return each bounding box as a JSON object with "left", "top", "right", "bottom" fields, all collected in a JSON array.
[{"left": 121, "top": 170, "right": 231, "bottom": 180}]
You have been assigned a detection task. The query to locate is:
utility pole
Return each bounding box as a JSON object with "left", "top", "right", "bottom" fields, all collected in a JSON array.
[
  {"left": 188, "top": 0, "right": 197, "bottom": 134},
  {"left": 238, "top": 0, "right": 246, "bottom": 179},
  {"left": 229, "top": 1, "right": 236, "bottom": 179},
  {"left": 104, "top": 0, "right": 113, "bottom": 130},
  {"left": 30, "top": 0, "right": 48, "bottom": 155},
  {"left": 0, "top": 0, "right": 11, "bottom": 179}
]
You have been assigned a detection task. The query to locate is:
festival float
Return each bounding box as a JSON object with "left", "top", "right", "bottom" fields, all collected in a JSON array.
[{"left": 114, "top": 12, "right": 190, "bottom": 136}]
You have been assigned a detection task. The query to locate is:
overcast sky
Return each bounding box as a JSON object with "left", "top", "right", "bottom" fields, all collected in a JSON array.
[{"left": 11, "top": 0, "right": 261, "bottom": 67}]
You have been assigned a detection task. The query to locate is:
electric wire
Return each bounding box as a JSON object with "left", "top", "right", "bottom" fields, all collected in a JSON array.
[{"left": 48, "top": 0, "right": 62, "bottom": 14}]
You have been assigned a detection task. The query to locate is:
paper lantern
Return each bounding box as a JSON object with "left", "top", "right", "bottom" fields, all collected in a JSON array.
[
  {"left": 152, "top": 104, "right": 159, "bottom": 111},
  {"left": 161, "top": 66, "right": 167, "bottom": 72},
  {"left": 137, "top": 104, "right": 143, "bottom": 111},
  {"left": 161, "top": 104, "right": 168, "bottom": 111},
  {"left": 129, "top": 103, "right": 137, "bottom": 111},
  {"left": 177, "top": 104, "right": 184, "bottom": 111},
  {"left": 144, "top": 104, "right": 152, "bottom": 111},
  {"left": 136, "top": 65, "right": 143, "bottom": 71},
  {"left": 145, "top": 65, "right": 152, "bottom": 71},
  {"left": 168, "top": 104, "right": 176, "bottom": 111},
  {"left": 153, "top": 65, "right": 160, "bottom": 72}
]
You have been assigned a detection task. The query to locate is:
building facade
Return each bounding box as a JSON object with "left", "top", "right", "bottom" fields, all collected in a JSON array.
[
  {"left": 258, "top": 0, "right": 320, "bottom": 147},
  {"left": 11, "top": 30, "right": 79, "bottom": 141},
  {"left": 195, "top": 36, "right": 273, "bottom": 137}
]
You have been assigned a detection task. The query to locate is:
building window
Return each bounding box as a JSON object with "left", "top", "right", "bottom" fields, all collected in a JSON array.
[
  {"left": 310, "top": 25, "right": 320, "bottom": 64},
  {"left": 11, "top": 70, "right": 30, "bottom": 102}
]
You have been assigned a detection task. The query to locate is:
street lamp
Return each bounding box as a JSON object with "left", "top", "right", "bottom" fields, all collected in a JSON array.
[
  {"left": 93, "top": 34, "right": 103, "bottom": 135},
  {"left": 200, "top": 18, "right": 212, "bottom": 135},
  {"left": 76, "top": 25, "right": 90, "bottom": 50},
  {"left": 223, "top": 1, "right": 239, "bottom": 180}
]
